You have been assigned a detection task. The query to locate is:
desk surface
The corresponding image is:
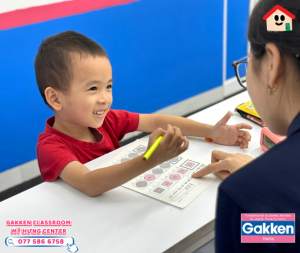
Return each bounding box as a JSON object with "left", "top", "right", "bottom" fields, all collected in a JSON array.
[{"left": 0, "top": 91, "right": 264, "bottom": 253}]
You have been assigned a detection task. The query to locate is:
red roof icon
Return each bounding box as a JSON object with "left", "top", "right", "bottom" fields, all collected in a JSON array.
[{"left": 263, "top": 5, "right": 295, "bottom": 20}]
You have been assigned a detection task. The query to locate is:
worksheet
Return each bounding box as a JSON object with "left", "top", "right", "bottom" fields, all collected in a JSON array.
[{"left": 97, "top": 140, "right": 216, "bottom": 208}]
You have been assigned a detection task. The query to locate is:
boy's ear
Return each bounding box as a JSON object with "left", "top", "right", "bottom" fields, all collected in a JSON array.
[{"left": 45, "top": 87, "right": 62, "bottom": 111}]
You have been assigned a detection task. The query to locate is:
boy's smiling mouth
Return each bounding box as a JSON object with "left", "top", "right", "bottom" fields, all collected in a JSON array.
[{"left": 93, "top": 109, "right": 106, "bottom": 118}]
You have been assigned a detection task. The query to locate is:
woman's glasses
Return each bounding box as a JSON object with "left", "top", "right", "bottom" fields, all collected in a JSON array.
[{"left": 232, "top": 55, "right": 248, "bottom": 89}]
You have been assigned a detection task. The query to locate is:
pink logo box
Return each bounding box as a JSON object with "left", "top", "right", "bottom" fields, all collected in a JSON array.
[{"left": 241, "top": 213, "right": 295, "bottom": 243}]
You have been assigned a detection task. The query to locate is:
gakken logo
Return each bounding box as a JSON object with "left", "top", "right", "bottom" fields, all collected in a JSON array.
[{"left": 242, "top": 222, "right": 294, "bottom": 235}]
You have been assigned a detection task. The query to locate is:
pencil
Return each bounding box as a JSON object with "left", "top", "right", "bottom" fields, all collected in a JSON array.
[{"left": 143, "top": 136, "right": 163, "bottom": 161}]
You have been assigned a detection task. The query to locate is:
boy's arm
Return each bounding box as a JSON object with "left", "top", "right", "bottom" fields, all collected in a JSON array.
[
  {"left": 59, "top": 126, "right": 189, "bottom": 197},
  {"left": 138, "top": 113, "right": 252, "bottom": 148},
  {"left": 59, "top": 156, "right": 157, "bottom": 197},
  {"left": 137, "top": 114, "right": 213, "bottom": 138}
]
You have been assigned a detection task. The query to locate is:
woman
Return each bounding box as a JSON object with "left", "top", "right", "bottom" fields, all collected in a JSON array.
[{"left": 193, "top": 0, "right": 300, "bottom": 252}]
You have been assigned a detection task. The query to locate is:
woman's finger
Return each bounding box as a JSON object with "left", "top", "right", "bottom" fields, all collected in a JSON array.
[
  {"left": 214, "top": 171, "right": 230, "bottom": 180},
  {"left": 211, "top": 150, "right": 233, "bottom": 164},
  {"left": 192, "top": 161, "right": 226, "bottom": 178},
  {"left": 192, "top": 162, "right": 222, "bottom": 178},
  {"left": 193, "top": 150, "right": 244, "bottom": 178}
]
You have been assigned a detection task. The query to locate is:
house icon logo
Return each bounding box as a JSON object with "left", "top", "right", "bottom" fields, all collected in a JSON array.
[{"left": 263, "top": 5, "right": 295, "bottom": 32}]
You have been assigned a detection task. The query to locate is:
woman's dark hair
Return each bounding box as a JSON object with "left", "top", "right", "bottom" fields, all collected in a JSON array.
[
  {"left": 248, "top": 0, "right": 300, "bottom": 70},
  {"left": 34, "top": 31, "right": 108, "bottom": 108}
]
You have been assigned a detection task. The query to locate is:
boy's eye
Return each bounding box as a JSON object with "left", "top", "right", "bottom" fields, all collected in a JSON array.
[
  {"left": 89, "top": 86, "right": 97, "bottom": 91},
  {"left": 107, "top": 84, "right": 112, "bottom": 89}
]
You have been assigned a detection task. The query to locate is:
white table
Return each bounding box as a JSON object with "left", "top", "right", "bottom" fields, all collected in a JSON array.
[{"left": 0, "top": 91, "right": 264, "bottom": 253}]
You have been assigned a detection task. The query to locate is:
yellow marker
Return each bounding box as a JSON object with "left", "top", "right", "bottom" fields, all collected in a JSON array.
[{"left": 143, "top": 136, "right": 163, "bottom": 161}]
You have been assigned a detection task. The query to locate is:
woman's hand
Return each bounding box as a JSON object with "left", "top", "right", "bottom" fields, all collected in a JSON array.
[
  {"left": 192, "top": 150, "right": 253, "bottom": 180},
  {"left": 210, "top": 111, "right": 252, "bottom": 149}
]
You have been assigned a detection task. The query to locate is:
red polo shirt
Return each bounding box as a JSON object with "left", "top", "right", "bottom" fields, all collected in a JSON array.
[{"left": 37, "top": 110, "right": 139, "bottom": 181}]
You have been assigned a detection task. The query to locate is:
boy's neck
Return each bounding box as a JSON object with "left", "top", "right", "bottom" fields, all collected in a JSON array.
[{"left": 52, "top": 114, "right": 93, "bottom": 142}]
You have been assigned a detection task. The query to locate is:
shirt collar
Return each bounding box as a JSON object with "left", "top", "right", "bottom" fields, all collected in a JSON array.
[
  {"left": 287, "top": 110, "right": 300, "bottom": 136},
  {"left": 45, "top": 116, "right": 55, "bottom": 133}
]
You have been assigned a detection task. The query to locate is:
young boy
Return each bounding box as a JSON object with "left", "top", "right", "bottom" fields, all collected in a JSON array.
[{"left": 36, "top": 31, "right": 252, "bottom": 197}]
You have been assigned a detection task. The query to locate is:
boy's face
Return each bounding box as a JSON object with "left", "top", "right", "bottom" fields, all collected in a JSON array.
[{"left": 58, "top": 56, "right": 113, "bottom": 129}]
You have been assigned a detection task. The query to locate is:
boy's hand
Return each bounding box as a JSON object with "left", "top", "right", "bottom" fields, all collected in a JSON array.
[
  {"left": 210, "top": 111, "right": 252, "bottom": 149},
  {"left": 146, "top": 124, "right": 189, "bottom": 165}
]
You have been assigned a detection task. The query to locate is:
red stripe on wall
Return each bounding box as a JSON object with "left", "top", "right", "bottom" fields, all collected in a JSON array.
[{"left": 0, "top": 0, "right": 138, "bottom": 30}]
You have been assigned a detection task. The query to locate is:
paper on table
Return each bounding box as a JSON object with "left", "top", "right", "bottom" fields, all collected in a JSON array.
[{"left": 97, "top": 139, "right": 216, "bottom": 208}]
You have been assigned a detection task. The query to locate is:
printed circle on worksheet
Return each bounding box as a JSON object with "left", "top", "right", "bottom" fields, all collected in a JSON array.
[
  {"left": 136, "top": 181, "right": 147, "bottom": 187},
  {"left": 168, "top": 157, "right": 179, "bottom": 163},
  {"left": 120, "top": 158, "right": 130, "bottom": 163},
  {"left": 177, "top": 168, "right": 188, "bottom": 174},
  {"left": 128, "top": 153, "right": 139, "bottom": 158},
  {"left": 137, "top": 146, "right": 146, "bottom": 153},
  {"left": 153, "top": 187, "right": 165, "bottom": 194},
  {"left": 159, "top": 163, "right": 170, "bottom": 169},
  {"left": 169, "top": 174, "right": 180, "bottom": 181},
  {"left": 144, "top": 174, "right": 156, "bottom": 181},
  {"left": 152, "top": 168, "right": 163, "bottom": 175},
  {"left": 162, "top": 180, "right": 173, "bottom": 187}
]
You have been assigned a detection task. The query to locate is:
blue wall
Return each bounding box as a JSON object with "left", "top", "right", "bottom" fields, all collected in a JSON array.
[
  {"left": 0, "top": 0, "right": 249, "bottom": 174},
  {"left": 226, "top": 0, "right": 250, "bottom": 80}
]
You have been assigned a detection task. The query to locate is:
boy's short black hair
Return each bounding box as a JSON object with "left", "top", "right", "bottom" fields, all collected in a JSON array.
[{"left": 34, "top": 31, "right": 108, "bottom": 108}]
